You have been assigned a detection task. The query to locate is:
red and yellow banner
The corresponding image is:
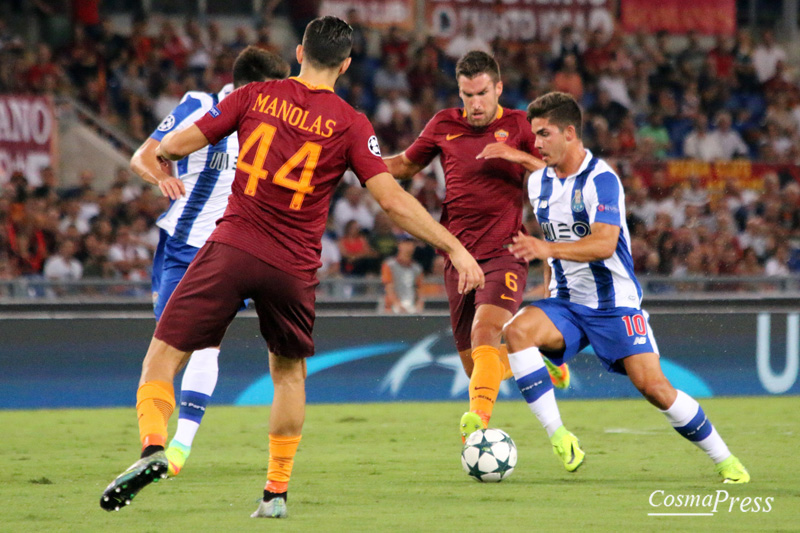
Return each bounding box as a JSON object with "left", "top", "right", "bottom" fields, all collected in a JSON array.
[
  {"left": 620, "top": 0, "right": 736, "bottom": 36},
  {"left": 633, "top": 160, "right": 800, "bottom": 193},
  {"left": 0, "top": 94, "right": 58, "bottom": 186}
]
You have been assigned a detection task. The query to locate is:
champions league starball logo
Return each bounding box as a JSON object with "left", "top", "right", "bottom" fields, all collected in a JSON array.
[
  {"left": 379, "top": 333, "right": 514, "bottom": 398},
  {"left": 368, "top": 135, "right": 382, "bottom": 157},
  {"left": 157, "top": 115, "right": 176, "bottom": 132}
]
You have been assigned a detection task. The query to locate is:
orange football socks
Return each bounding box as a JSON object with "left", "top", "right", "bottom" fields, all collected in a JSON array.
[
  {"left": 136, "top": 380, "right": 175, "bottom": 450},
  {"left": 265, "top": 434, "right": 302, "bottom": 494},
  {"left": 498, "top": 344, "right": 514, "bottom": 381},
  {"left": 469, "top": 345, "right": 504, "bottom": 426}
]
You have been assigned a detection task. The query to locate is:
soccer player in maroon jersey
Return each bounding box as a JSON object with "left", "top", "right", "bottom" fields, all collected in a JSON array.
[
  {"left": 384, "top": 51, "right": 568, "bottom": 442},
  {"left": 99, "top": 16, "right": 484, "bottom": 518}
]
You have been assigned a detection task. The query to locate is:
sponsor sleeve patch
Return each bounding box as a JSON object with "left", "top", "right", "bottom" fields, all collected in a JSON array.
[{"left": 208, "top": 106, "right": 221, "bottom": 118}]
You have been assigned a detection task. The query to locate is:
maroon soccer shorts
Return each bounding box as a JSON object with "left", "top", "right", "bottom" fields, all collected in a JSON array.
[
  {"left": 155, "top": 242, "right": 317, "bottom": 359},
  {"left": 444, "top": 254, "right": 528, "bottom": 352}
]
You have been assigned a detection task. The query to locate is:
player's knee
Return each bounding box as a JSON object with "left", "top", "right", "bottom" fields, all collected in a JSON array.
[
  {"left": 502, "top": 315, "right": 539, "bottom": 351},
  {"left": 635, "top": 377, "right": 674, "bottom": 409},
  {"left": 471, "top": 319, "right": 503, "bottom": 347}
]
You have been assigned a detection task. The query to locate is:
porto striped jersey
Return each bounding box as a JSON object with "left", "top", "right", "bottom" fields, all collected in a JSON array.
[
  {"left": 528, "top": 149, "right": 642, "bottom": 310},
  {"left": 152, "top": 84, "right": 237, "bottom": 249}
]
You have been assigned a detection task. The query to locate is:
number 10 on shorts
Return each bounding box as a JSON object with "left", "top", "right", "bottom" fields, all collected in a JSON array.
[{"left": 621, "top": 314, "right": 647, "bottom": 337}]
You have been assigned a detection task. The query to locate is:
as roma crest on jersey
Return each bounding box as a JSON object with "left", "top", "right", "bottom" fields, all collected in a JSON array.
[{"left": 494, "top": 129, "right": 509, "bottom": 143}]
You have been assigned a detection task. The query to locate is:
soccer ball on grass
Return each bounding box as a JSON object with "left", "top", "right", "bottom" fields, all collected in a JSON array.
[{"left": 461, "top": 428, "right": 517, "bottom": 482}]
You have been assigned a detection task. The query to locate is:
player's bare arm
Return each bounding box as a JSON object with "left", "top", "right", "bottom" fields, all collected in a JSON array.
[
  {"left": 366, "top": 172, "right": 485, "bottom": 293},
  {"left": 508, "top": 222, "right": 620, "bottom": 263},
  {"left": 157, "top": 124, "right": 212, "bottom": 161},
  {"left": 131, "top": 138, "right": 186, "bottom": 200},
  {"left": 383, "top": 152, "right": 426, "bottom": 180},
  {"left": 475, "top": 142, "right": 546, "bottom": 172}
]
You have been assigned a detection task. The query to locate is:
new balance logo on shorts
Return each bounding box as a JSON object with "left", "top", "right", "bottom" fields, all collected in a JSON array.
[{"left": 633, "top": 337, "right": 647, "bottom": 345}]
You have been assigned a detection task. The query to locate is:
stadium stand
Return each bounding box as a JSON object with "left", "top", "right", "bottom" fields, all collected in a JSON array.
[{"left": 1, "top": 1, "right": 799, "bottom": 300}]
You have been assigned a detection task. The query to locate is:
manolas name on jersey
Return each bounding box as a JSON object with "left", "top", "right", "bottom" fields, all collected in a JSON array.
[{"left": 194, "top": 77, "right": 388, "bottom": 280}]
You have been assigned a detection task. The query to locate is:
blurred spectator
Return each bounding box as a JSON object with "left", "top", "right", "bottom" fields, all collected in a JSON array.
[
  {"left": 339, "top": 220, "right": 378, "bottom": 276},
  {"left": 552, "top": 53, "right": 583, "bottom": 101},
  {"left": 319, "top": 220, "right": 341, "bottom": 280},
  {"left": 381, "top": 234, "right": 424, "bottom": 313},
  {"left": 682, "top": 176, "right": 710, "bottom": 209},
  {"left": 373, "top": 54, "right": 410, "bottom": 99},
  {"left": 445, "top": 21, "right": 490, "bottom": 60},
  {"left": 737, "top": 247, "right": 764, "bottom": 275},
  {"left": 346, "top": 8, "right": 373, "bottom": 83},
  {"left": 683, "top": 115, "right": 724, "bottom": 162},
  {"left": 263, "top": 0, "right": 321, "bottom": 42},
  {"left": 253, "top": 22, "right": 281, "bottom": 56},
  {"left": 111, "top": 167, "right": 142, "bottom": 203},
  {"left": 365, "top": 210, "right": 397, "bottom": 258},
  {"left": 228, "top": 26, "right": 251, "bottom": 56},
  {"left": 381, "top": 26, "right": 410, "bottom": 68},
  {"left": 107, "top": 226, "right": 150, "bottom": 280},
  {"left": 332, "top": 185, "right": 375, "bottom": 236},
  {"left": 581, "top": 28, "right": 613, "bottom": 82},
  {"left": 59, "top": 198, "right": 90, "bottom": 235},
  {"left": 81, "top": 233, "right": 113, "bottom": 278},
  {"left": 587, "top": 88, "right": 627, "bottom": 131},
  {"left": 374, "top": 88, "right": 413, "bottom": 127},
  {"left": 637, "top": 112, "right": 671, "bottom": 159},
  {"left": 43, "top": 239, "right": 82, "bottom": 281},
  {"left": 597, "top": 60, "right": 632, "bottom": 109},
  {"left": 550, "top": 25, "right": 585, "bottom": 69},
  {"left": 710, "top": 111, "right": 750, "bottom": 160},
  {"left": 765, "top": 244, "right": 791, "bottom": 276},
  {"left": 753, "top": 30, "right": 787, "bottom": 84}
]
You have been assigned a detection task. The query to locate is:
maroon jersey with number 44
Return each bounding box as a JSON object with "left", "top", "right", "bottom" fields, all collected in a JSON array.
[
  {"left": 404, "top": 107, "right": 537, "bottom": 260},
  {"left": 195, "top": 77, "right": 388, "bottom": 280}
]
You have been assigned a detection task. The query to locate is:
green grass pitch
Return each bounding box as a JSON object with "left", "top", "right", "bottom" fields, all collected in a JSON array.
[{"left": 2, "top": 397, "right": 798, "bottom": 532}]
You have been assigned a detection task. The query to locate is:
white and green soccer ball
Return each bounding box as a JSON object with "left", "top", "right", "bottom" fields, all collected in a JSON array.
[{"left": 461, "top": 428, "right": 517, "bottom": 482}]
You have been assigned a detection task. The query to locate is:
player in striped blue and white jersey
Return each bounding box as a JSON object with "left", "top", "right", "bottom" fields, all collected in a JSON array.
[
  {"left": 490, "top": 92, "right": 749, "bottom": 483},
  {"left": 529, "top": 153, "right": 641, "bottom": 310},
  {"left": 129, "top": 46, "right": 289, "bottom": 477}
]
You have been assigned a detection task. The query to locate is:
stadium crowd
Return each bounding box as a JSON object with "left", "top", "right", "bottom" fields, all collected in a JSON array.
[{"left": 1, "top": 5, "right": 799, "bottom": 290}]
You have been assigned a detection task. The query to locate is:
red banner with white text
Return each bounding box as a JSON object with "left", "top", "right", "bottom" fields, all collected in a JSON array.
[
  {"left": 425, "top": 0, "right": 614, "bottom": 43},
  {"left": 319, "top": 0, "right": 415, "bottom": 30},
  {"left": 0, "top": 94, "right": 58, "bottom": 187},
  {"left": 620, "top": 0, "right": 736, "bottom": 36}
]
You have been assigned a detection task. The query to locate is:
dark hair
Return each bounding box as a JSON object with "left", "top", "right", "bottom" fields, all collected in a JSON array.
[
  {"left": 526, "top": 91, "right": 583, "bottom": 138},
  {"left": 455, "top": 51, "right": 500, "bottom": 83},
  {"left": 302, "top": 16, "right": 353, "bottom": 69},
  {"left": 232, "top": 46, "right": 290, "bottom": 88}
]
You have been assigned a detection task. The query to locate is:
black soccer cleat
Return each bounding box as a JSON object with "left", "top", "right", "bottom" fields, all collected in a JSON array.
[{"left": 100, "top": 451, "right": 168, "bottom": 511}]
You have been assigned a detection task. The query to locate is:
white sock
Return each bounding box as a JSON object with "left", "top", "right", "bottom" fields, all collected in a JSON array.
[
  {"left": 661, "top": 390, "right": 731, "bottom": 464},
  {"left": 509, "top": 347, "right": 563, "bottom": 438},
  {"left": 173, "top": 347, "right": 220, "bottom": 448}
]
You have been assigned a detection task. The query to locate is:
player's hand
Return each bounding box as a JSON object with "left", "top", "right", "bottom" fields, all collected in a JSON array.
[
  {"left": 508, "top": 230, "right": 551, "bottom": 261},
  {"left": 476, "top": 142, "right": 525, "bottom": 163},
  {"left": 476, "top": 143, "right": 545, "bottom": 171},
  {"left": 449, "top": 246, "right": 485, "bottom": 294},
  {"left": 158, "top": 176, "right": 186, "bottom": 200}
]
